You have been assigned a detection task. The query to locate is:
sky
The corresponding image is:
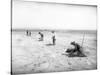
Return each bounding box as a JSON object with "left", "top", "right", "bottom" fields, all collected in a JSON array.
[{"left": 12, "top": 0, "right": 97, "bottom": 30}]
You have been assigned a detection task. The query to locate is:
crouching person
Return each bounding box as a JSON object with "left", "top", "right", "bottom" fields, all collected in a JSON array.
[
  {"left": 66, "top": 41, "right": 86, "bottom": 57},
  {"left": 38, "top": 32, "right": 44, "bottom": 41}
]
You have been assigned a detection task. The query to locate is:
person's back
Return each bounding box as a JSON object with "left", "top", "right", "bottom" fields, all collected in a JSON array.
[
  {"left": 74, "top": 43, "right": 81, "bottom": 52},
  {"left": 71, "top": 42, "right": 80, "bottom": 52}
]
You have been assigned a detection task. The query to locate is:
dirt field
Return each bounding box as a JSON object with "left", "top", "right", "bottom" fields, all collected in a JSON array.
[{"left": 12, "top": 30, "right": 97, "bottom": 74}]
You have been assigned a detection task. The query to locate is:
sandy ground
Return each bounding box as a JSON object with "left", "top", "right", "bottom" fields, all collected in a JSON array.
[{"left": 12, "top": 31, "right": 97, "bottom": 74}]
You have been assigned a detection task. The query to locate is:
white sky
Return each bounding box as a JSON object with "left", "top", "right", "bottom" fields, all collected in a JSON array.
[{"left": 12, "top": 0, "right": 97, "bottom": 30}]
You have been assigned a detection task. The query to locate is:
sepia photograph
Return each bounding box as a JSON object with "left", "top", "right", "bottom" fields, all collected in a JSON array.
[{"left": 11, "top": 0, "right": 97, "bottom": 74}]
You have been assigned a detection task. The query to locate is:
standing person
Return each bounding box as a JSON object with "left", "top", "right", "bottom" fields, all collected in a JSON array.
[
  {"left": 29, "top": 31, "right": 31, "bottom": 36},
  {"left": 38, "top": 32, "right": 44, "bottom": 41},
  {"left": 51, "top": 31, "right": 56, "bottom": 45},
  {"left": 26, "top": 30, "right": 31, "bottom": 36},
  {"left": 26, "top": 30, "right": 29, "bottom": 36}
]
